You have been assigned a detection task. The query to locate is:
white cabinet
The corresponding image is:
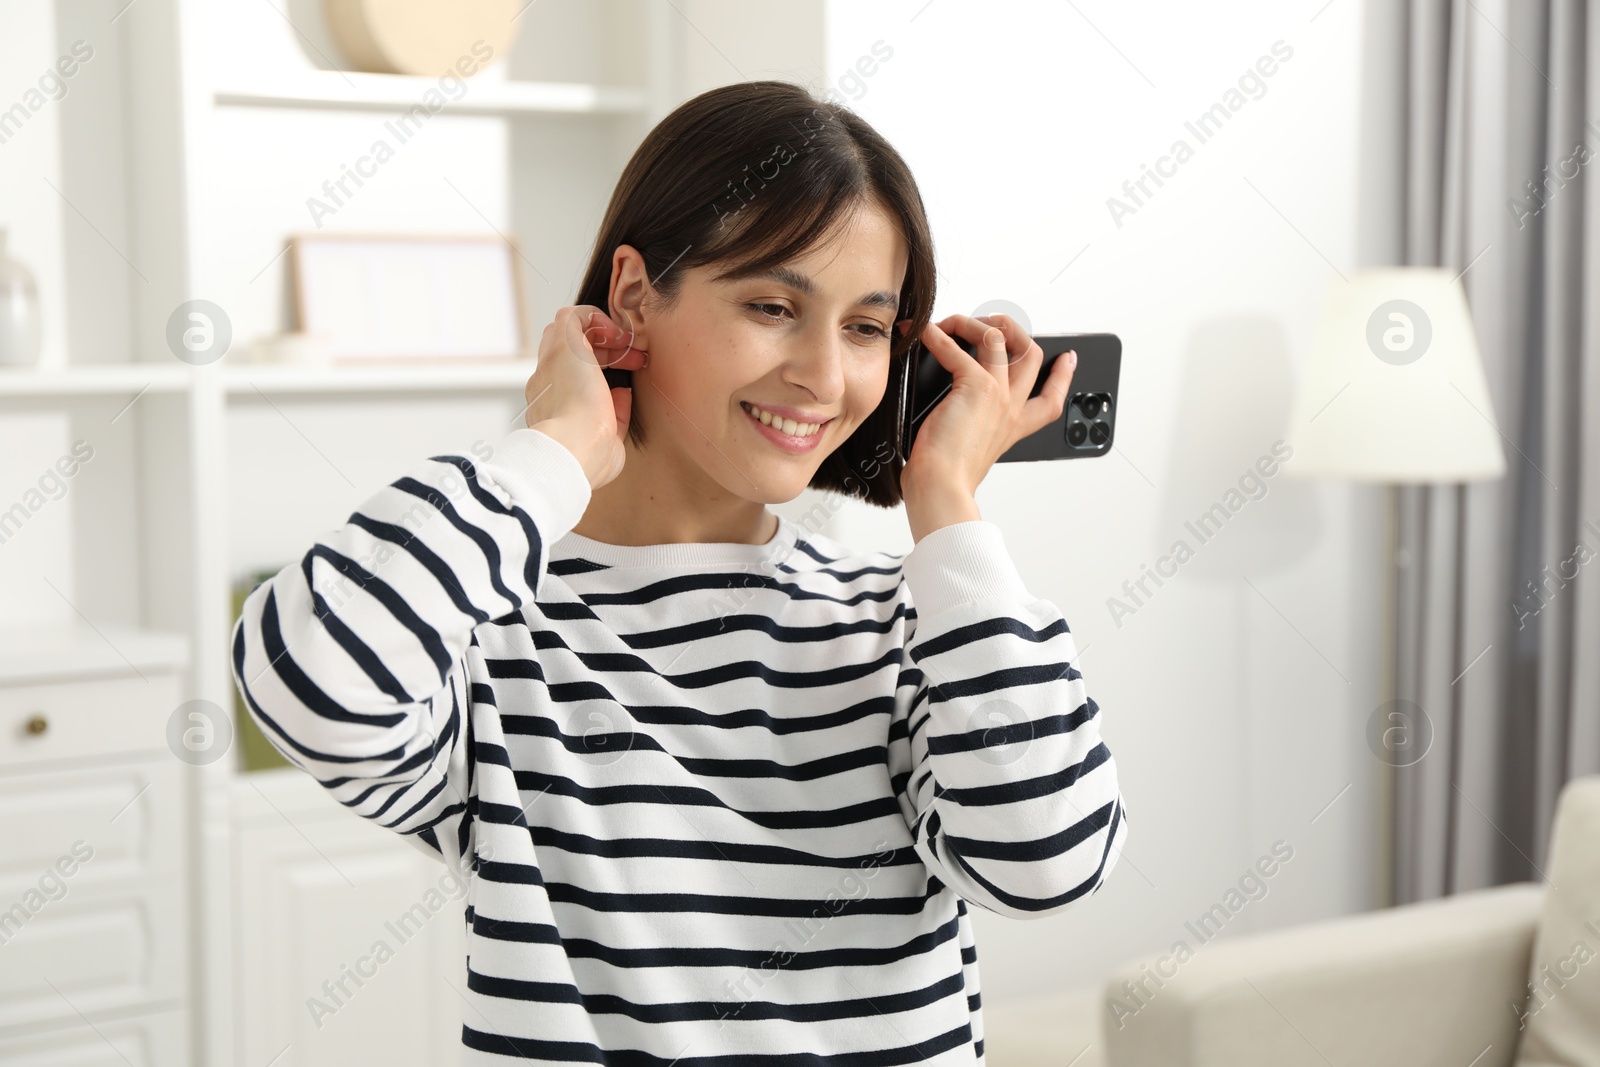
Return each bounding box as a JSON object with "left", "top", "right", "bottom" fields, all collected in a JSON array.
[
  {"left": 230, "top": 770, "right": 466, "bottom": 1067},
  {"left": 0, "top": 628, "right": 189, "bottom": 1064},
  {"left": 0, "top": 1009, "right": 187, "bottom": 1065}
]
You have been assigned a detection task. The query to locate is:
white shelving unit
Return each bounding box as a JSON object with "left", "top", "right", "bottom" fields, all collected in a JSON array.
[
  {"left": 0, "top": 365, "right": 191, "bottom": 397},
  {"left": 213, "top": 70, "right": 650, "bottom": 116},
  {"left": 0, "top": 360, "right": 539, "bottom": 398},
  {"left": 1, "top": 0, "right": 690, "bottom": 1063},
  {"left": 0, "top": 623, "right": 189, "bottom": 686},
  {"left": 220, "top": 360, "right": 540, "bottom": 395}
]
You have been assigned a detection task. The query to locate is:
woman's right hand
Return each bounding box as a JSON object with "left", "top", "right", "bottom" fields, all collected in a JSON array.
[{"left": 523, "top": 305, "right": 647, "bottom": 490}]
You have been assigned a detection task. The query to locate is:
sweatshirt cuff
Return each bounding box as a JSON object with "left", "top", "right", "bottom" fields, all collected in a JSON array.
[
  {"left": 475, "top": 427, "right": 593, "bottom": 538},
  {"left": 901, "top": 520, "right": 1032, "bottom": 618}
]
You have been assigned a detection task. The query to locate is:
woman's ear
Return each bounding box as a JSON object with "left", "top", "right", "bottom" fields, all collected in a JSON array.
[{"left": 608, "top": 244, "right": 655, "bottom": 350}]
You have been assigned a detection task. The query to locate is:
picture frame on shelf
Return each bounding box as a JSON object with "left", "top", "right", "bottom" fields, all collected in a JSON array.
[{"left": 288, "top": 232, "right": 529, "bottom": 363}]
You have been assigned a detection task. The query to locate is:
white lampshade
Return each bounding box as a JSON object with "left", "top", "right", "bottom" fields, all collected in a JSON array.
[{"left": 1282, "top": 267, "right": 1506, "bottom": 483}]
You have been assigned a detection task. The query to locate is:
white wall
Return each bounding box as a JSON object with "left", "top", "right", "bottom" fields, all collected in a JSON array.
[{"left": 802, "top": 0, "right": 1388, "bottom": 1003}]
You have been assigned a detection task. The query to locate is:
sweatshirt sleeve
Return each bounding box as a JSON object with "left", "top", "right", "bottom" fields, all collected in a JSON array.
[
  {"left": 887, "top": 519, "right": 1128, "bottom": 919},
  {"left": 229, "top": 426, "right": 592, "bottom": 866}
]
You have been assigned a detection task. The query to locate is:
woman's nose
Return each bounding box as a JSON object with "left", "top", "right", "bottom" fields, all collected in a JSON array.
[{"left": 786, "top": 328, "right": 846, "bottom": 403}]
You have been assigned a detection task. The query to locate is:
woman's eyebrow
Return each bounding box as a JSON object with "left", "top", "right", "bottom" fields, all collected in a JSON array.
[{"left": 745, "top": 265, "right": 898, "bottom": 310}]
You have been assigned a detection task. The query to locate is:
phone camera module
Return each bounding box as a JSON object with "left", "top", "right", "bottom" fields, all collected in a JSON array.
[{"left": 1064, "top": 392, "right": 1113, "bottom": 451}]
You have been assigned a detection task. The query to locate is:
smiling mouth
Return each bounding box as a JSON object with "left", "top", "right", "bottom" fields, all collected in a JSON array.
[{"left": 740, "top": 401, "right": 828, "bottom": 438}]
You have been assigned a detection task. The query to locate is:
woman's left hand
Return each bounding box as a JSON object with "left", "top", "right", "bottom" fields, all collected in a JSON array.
[{"left": 899, "top": 313, "right": 1077, "bottom": 542}]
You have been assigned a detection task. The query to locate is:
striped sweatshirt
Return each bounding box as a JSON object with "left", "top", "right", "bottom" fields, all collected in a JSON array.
[{"left": 230, "top": 425, "right": 1127, "bottom": 1065}]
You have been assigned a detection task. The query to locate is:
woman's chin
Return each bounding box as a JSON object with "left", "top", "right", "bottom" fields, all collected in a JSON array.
[
  {"left": 727, "top": 463, "right": 820, "bottom": 507},
  {"left": 749, "top": 479, "right": 814, "bottom": 507}
]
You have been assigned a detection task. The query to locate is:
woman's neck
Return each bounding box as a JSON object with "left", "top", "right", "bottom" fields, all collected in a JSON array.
[{"left": 570, "top": 435, "right": 778, "bottom": 548}]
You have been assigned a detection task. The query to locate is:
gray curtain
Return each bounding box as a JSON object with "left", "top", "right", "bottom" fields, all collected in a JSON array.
[{"left": 1393, "top": 0, "right": 1600, "bottom": 903}]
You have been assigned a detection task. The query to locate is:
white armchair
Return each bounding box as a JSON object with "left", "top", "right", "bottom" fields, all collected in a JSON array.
[
  {"left": 1101, "top": 775, "right": 1600, "bottom": 1067},
  {"left": 1102, "top": 881, "right": 1542, "bottom": 1066}
]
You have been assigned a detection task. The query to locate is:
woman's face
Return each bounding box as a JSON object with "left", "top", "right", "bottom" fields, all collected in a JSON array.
[{"left": 624, "top": 199, "right": 908, "bottom": 506}]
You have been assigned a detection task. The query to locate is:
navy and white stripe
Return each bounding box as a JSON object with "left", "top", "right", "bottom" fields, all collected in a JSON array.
[{"left": 231, "top": 426, "right": 1127, "bottom": 1065}]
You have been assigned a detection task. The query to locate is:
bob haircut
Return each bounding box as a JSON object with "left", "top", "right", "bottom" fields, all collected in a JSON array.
[{"left": 573, "top": 79, "right": 936, "bottom": 509}]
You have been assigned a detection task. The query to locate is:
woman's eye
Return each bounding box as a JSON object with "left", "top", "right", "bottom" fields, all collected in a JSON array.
[
  {"left": 744, "top": 303, "right": 887, "bottom": 341},
  {"left": 849, "top": 322, "right": 891, "bottom": 340}
]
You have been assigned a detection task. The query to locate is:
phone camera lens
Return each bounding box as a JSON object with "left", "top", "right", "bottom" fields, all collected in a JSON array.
[
  {"left": 1077, "top": 394, "right": 1103, "bottom": 419},
  {"left": 1066, "top": 422, "right": 1089, "bottom": 447},
  {"left": 1089, "top": 421, "right": 1111, "bottom": 446}
]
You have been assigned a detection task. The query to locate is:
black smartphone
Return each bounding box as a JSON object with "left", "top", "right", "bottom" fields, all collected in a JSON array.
[{"left": 900, "top": 332, "right": 1122, "bottom": 462}]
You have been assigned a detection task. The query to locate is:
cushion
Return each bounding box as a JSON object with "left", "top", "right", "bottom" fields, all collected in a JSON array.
[{"left": 1514, "top": 775, "right": 1600, "bottom": 1065}]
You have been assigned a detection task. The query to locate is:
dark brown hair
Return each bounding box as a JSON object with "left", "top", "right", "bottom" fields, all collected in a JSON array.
[{"left": 573, "top": 79, "right": 936, "bottom": 508}]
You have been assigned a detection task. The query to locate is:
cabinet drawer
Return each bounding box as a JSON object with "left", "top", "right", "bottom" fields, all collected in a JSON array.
[
  {"left": 0, "top": 760, "right": 183, "bottom": 892},
  {"left": 0, "top": 1005, "right": 186, "bottom": 1065},
  {"left": 0, "top": 759, "right": 186, "bottom": 1030},
  {"left": 0, "top": 892, "right": 183, "bottom": 1030},
  {"left": 0, "top": 674, "right": 180, "bottom": 767}
]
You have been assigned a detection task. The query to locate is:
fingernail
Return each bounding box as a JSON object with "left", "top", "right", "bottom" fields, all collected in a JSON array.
[
  {"left": 986, "top": 327, "right": 1004, "bottom": 346},
  {"left": 1068, "top": 350, "right": 1078, "bottom": 366}
]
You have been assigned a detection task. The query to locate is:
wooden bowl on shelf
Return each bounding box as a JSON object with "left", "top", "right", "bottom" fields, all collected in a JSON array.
[{"left": 324, "top": 0, "right": 521, "bottom": 76}]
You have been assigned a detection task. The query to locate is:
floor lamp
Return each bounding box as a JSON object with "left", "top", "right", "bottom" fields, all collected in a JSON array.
[{"left": 1280, "top": 267, "right": 1507, "bottom": 903}]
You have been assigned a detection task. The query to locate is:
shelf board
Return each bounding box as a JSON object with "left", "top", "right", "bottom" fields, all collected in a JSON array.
[
  {"left": 0, "top": 362, "right": 537, "bottom": 398},
  {"left": 213, "top": 70, "right": 648, "bottom": 117},
  {"left": 224, "top": 360, "right": 535, "bottom": 396},
  {"left": 0, "top": 364, "right": 190, "bottom": 398},
  {"left": 0, "top": 623, "right": 188, "bottom": 686}
]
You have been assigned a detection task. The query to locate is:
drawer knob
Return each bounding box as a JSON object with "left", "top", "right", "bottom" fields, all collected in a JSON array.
[{"left": 24, "top": 713, "right": 48, "bottom": 736}]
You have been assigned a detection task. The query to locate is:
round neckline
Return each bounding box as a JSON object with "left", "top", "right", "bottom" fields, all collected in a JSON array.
[{"left": 554, "top": 513, "right": 799, "bottom": 569}]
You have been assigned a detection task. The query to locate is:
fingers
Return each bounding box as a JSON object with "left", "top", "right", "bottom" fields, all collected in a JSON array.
[
  {"left": 611, "top": 381, "right": 633, "bottom": 435},
  {"left": 935, "top": 314, "right": 1023, "bottom": 364},
  {"left": 935, "top": 314, "right": 1000, "bottom": 360},
  {"left": 582, "top": 311, "right": 648, "bottom": 370},
  {"left": 560, "top": 308, "right": 601, "bottom": 368},
  {"left": 977, "top": 313, "right": 1034, "bottom": 367},
  {"left": 1019, "top": 349, "right": 1077, "bottom": 436},
  {"left": 918, "top": 307, "right": 1070, "bottom": 460},
  {"left": 582, "top": 311, "right": 630, "bottom": 351},
  {"left": 983, "top": 315, "right": 1043, "bottom": 405},
  {"left": 555, "top": 306, "right": 646, "bottom": 371},
  {"left": 931, "top": 315, "right": 1015, "bottom": 404},
  {"left": 919, "top": 320, "right": 986, "bottom": 384},
  {"left": 938, "top": 313, "right": 1035, "bottom": 398},
  {"left": 926, "top": 317, "right": 1005, "bottom": 373},
  {"left": 976, "top": 323, "right": 1011, "bottom": 374},
  {"left": 525, "top": 308, "right": 636, "bottom": 454}
]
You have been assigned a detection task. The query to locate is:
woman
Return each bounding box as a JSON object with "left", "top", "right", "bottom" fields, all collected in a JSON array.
[{"left": 232, "top": 79, "right": 1126, "bottom": 1064}]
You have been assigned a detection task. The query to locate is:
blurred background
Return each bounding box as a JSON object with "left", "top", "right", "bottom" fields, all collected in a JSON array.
[{"left": 2, "top": 1, "right": 1597, "bottom": 1064}]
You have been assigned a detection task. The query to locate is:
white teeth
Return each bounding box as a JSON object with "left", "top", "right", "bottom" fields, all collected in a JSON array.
[{"left": 744, "top": 403, "right": 822, "bottom": 438}]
